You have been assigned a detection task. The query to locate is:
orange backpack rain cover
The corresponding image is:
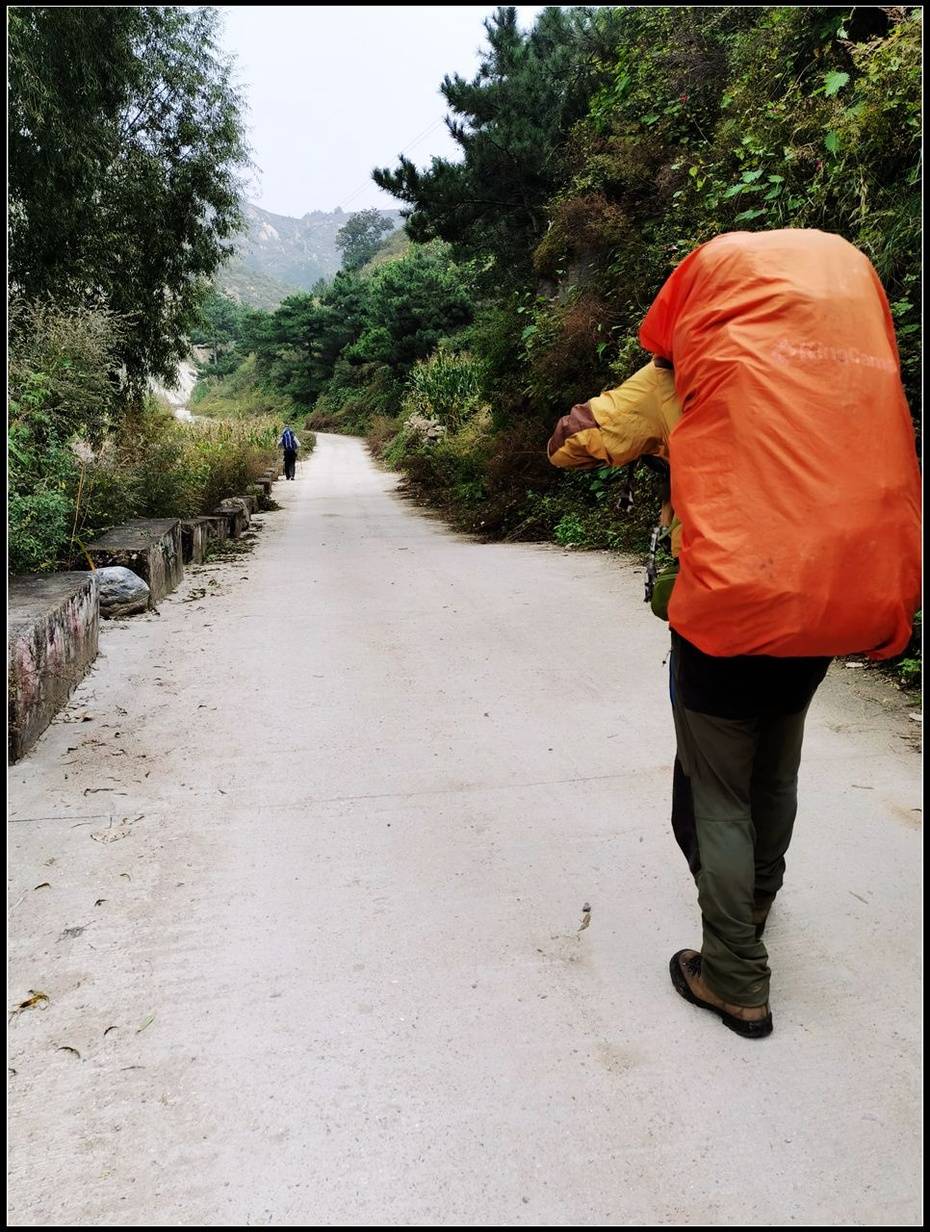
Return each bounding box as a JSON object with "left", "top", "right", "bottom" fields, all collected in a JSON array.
[{"left": 639, "top": 229, "right": 921, "bottom": 659}]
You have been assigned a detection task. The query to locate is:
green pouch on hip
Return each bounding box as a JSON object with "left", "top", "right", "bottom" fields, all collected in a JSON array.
[{"left": 650, "top": 562, "right": 679, "bottom": 622}]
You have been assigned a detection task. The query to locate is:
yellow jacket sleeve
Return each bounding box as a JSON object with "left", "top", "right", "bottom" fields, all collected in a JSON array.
[
  {"left": 547, "top": 364, "right": 667, "bottom": 469},
  {"left": 547, "top": 363, "right": 684, "bottom": 556}
]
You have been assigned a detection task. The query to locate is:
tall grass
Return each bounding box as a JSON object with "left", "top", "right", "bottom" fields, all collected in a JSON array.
[
  {"left": 402, "top": 350, "right": 487, "bottom": 432},
  {"left": 78, "top": 403, "right": 282, "bottom": 537},
  {"left": 193, "top": 353, "right": 298, "bottom": 420}
]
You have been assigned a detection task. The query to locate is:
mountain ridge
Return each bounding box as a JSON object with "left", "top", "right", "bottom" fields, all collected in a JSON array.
[{"left": 216, "top": 202, "right": 403, "bottom": 310}]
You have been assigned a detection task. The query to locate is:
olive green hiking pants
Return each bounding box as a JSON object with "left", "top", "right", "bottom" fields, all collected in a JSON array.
[
  {"left": 668, "top": 631, "right": 829, "bottom": 1007},
  {"left": 671, "top": 697, "right": 811, "bottom": 1006}
]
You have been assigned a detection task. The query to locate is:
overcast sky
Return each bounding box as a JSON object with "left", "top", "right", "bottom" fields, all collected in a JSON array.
[{"left": 216, "top": 6, "right": 547, "bottom": 217}]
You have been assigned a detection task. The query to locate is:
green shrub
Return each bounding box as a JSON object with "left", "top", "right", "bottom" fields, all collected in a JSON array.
[
  {"left": 310, "top": 362, "right": 404, "bottom": 434},
  {"left": 896, "top": 658, "right": 921, "bottom": 689},
  {"left": 8, "top": 295, "right": 297, "bottom": 575},
  {"left": 8, "top": 299, "right": 122, "bottom": 571},
  {"left": 194, "top": 354, "right": 298, "bottom": 420},
  {"left": 78, "top": 404, "right": 281, "bottom": 532},
  {"left": 887, "top": 609, "right": 922, "bottom": 694},
  {"left": 402, "top": 349, "right": 487, "bottom": 431},
  {"left": 8, "top": 440, "right": 77, "bottom": 574},
  {"left": 8, "top": 300, "right": 124, "bottom": 444},
  {"left": 553, "top": 512, "right": 588, "bottom": 546},
  {"left": 372, "top": 7, "right": 921, "bottom": 558},
  {"left": 305, "top": 404, "right": 345, "bottom": 433},
  {"left": 367, "top": 414, "right": 402, "bottom": 458}
]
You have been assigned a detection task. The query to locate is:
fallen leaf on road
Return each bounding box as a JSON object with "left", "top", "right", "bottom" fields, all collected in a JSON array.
[
  {"left": 56, "top": 1046, "right": 81, "bottom": 1059},
  {"left": 578, "top": 902, "right": 592, "bottom": 931},
  {"left": 58, "top": 926, "right": 85, "bottom": 941},
  {"left": 136, "top": 1014, "right": 155, "bottom": 1034},
  {"left": 11, "top": 991, "right": 49, "bottom": 1015}
]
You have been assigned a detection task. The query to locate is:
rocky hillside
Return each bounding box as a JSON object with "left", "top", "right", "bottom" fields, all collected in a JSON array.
[{"left": 217, "top": 203, "right": 403, "bottom": 309}]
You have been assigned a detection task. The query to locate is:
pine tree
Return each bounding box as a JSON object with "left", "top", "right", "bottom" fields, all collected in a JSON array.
[{"left": 373, "top": 6, "right": 622, "bottom": 286}]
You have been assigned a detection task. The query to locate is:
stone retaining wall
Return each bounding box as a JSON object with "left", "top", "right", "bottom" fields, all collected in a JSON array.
[
  {"left": 214, "top": 499, "right": 250, "bottom": 537},
  {"left": 199, "top": 515, "right": 230, "bottom": 543},
  {"left": 180, "top": 518, "right": 212, "bottom": 565},
  {"left": 86, "top": 519, "right": 183, "bottom": 603},
  {"left": 8, "top": 573, "right": 100, "bottom": 763},
  {"left": 9, "top": 464, "right": 283, "bottom": 760}
]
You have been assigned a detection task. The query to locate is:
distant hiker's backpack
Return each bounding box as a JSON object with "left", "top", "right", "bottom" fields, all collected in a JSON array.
[
  {"left": 639, "top": 228, "right": 920, "bottom": 659},
  {"left": 281, "top": 429, "right": 297, "bottom": 451}
]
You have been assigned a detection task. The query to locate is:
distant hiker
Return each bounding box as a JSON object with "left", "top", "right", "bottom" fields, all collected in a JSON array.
[
  {"left": 548, "top": 228, "right": 921, "bottom": 1040},
  {"left": 279, "top": 426, "right": 300, "bottom": 480}
]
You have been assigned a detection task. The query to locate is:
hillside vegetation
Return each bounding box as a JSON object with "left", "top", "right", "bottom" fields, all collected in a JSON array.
[
  {"left": 217, "top": 203, "right": 403, "bottom": 308},
  {"left": 8, "top": 8, "right": 279, "bottom": 574},
  {"left": 203, "top": 5, "right": 920, "bottom": 684},
  {"left": 9, "top": 5, "right": 920, "bottom": 684}
]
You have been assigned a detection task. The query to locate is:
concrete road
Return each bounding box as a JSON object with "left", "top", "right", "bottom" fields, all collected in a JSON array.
[{"left": 7, "top": 434, "right": 922, "bottom": 1226}]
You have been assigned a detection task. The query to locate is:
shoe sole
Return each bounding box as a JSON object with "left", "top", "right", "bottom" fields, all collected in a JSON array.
[{"left": 669, "top": 952, "right": 773, "bottom": 1039}]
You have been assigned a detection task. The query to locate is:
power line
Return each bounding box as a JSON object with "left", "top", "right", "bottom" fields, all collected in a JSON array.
[
  {"left": 334, "top": 114, "right": 447, "bottom": 212},
  {"left": 336, "top": 116, "right": 445, "bottom": 210}
]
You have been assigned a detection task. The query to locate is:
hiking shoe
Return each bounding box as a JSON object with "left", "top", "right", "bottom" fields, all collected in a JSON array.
[{"left": 669, "top": 949, "right": 773, "bottom": 1039}]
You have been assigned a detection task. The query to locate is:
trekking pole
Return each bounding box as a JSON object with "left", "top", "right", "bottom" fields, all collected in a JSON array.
[
  {"left": 644, "top": 524, "right": 671, "bottom": 603},
  {"left": 644, "top": 524, "right": 661, "bottom": 602},
  {"left": 615, "top": 463, "right": 637, "bottom": 514}
]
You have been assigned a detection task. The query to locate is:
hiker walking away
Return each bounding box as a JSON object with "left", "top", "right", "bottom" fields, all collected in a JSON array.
[
  {"left": 548, "top": 228, "right": 921, "bottom": 1040},
  {"left": 280, "top": 425, "right": 300, "bottom": 480}
]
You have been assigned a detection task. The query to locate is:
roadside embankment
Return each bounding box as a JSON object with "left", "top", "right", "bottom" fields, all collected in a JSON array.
[{"left": 7, "top": 460, "right": 287, "bottom": 763}]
